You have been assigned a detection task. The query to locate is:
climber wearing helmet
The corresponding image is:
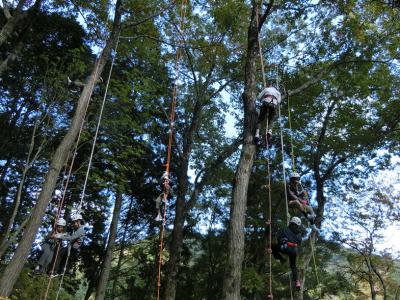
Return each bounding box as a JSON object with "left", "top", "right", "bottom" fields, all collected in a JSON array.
[
  {"left": 53, "top": 213, "right": 86, "bottom": 275},
  {"left": 254, "top": 86, "right": 282, "bottom": 145},
  {"left": 287, "top": 172, "right": 317, "bottom": 231},
  {"left": 271, "top": 217, "right": 303, "bottom": 291},
  {"left": 33, "top": 218, "right": 67, "bottom": 274}
]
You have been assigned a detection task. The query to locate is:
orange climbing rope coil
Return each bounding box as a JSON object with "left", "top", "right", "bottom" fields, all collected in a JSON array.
[{"left": 156, "top": 1, "right": 187, "bottom": 299}]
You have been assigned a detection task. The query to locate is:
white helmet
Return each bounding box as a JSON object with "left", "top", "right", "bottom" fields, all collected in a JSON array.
[
  {"left": 56, "top": 218, "right": 66, "bottom": 227},
  {"left": 289, "top": 216, "right": 301, "bottom": 226},
  {"left": 290, "top": 172, "right": 300, "bottom": 179},
  {"left": 71, "top": 213, "right": 83, "bottom": 222},
  {"left": 258, "top": 87, "right": 282, "bottom": 104}
]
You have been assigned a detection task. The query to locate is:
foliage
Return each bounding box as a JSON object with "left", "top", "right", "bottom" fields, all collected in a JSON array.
[{"left": 0, "top": 0, "right": 399, "bottom": 299}]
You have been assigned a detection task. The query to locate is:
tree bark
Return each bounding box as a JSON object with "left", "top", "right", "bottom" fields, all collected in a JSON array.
[
  {"left": 164, "top": 83, "right": 205, "bottom": 299},
  {"left": 110, "top": 197, "right": 134, "bottom": 299},
  {"left": 95, "top": 190, "right": 123, "bottom": 300},
  {"left": 0, "top": 39, "right": 23, "bottom": 76},
  {"left": 369, "top": 258, "right": 387, "bottom": 300},
  {"left": 0, "top": 0, "right": 42, "bottom": 48},
  {"left": 0, "top": 1, "right": 122, "bottom": 296},
  {"left": 365, "top": 259, "right": 377, "bottom": 300},
  {"left": 222, "top": 2, "right": 268, "bottom": 299}
]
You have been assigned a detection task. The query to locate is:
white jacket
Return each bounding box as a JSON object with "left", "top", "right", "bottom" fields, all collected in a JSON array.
[{"left": 258, "top": 87, "right": 281, "bottom": 106}]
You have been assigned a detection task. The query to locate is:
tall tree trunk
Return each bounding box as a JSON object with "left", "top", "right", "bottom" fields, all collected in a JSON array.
[
  {"left": 163, "top": 119, "right": 241, "bottom": 299},
  {"left": 369, "top": 258, "right": 387, "bottom": 300},
  {"left": 0, "top": 2, "right": 122, "bottom": 296},
  {"left": 164, "top": 114, "right": 195, "bottom": 300},
  {"left": 222, "top": 2, "right": 269, "bottom": 299},
  {"left": 95, "top": 190, "right": 123, "bottom": 300},
  {"left": 111, "top": 197, "right": 134, "bottom": 298}
]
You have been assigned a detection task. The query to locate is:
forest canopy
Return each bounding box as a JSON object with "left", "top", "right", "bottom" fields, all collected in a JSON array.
[{"left": 0, "top": 0, "right": 399, "bottom": 299}]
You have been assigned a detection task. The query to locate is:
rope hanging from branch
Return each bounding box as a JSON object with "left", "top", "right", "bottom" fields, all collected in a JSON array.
[
  {"left": 255, "top": 1, "right": 274, "bottom": 298},
  {"left": 42, "top": 35, "right": 120, "bottom": 300},
  {"left": 156, "top": 1, "right": 187, "bottom": 299}
]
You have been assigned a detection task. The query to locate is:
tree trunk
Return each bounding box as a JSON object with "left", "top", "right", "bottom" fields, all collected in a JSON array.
[
  {"left": 164, "top": 111, "right": 196, "bottom": 300},
  {"left": 0, "top": 2, "right": 122, "bottom": 296},
  {"left": 222, "top": 3, "right": 263, "bottom": 299},
  {"left": 0, "top": 40, "right": 23, "bottom": 76},
  {"left": 369, "top": 258, "right": 387, "bottom": 300},
  {"left": 0, "top": 0, "right": 42, "bottom": 48},
  {"left": 163, "top": 113, "right": 241, "bottom": 299},
  {"left": 110, "top": 197, "right": 134, "bottom": 298},
  {"left": 95, "top": 190, "right": 123, "bottom": 300},
  {"left": 164, "top": 187, "right": 186, "bottom": 300}
]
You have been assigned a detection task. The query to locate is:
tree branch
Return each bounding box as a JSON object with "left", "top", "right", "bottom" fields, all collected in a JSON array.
[
  {"left": 185, "top": 137, "right": 242, "bottom": 212},
  {"left": 258, "top": 0, "right": 274, "bottom": 31},
  {"left": 2, "top": 1, "right": 12, "bottom": 19},
  {"left": 123, "top": 1, "right": 176, "bottom": 28}
]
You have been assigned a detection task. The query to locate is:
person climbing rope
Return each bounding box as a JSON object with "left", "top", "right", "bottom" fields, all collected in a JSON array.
[
  {"left": 254, "top": 86, "right": 282, "bottom": 145},
  {"left": 33, "top": 218, "right": 67, "bottom": 274},
  {"left": 154, "top": 172, "right": 174, "bottom": 221},
  {"left": 286, "top": 172, "right": 318, "bottom": 231},
  {"left": 271, "top": 216, "right": 303, "bottom": 291},
  {"left": 53, "top": 213, "right": 86, "bottom": 275}
]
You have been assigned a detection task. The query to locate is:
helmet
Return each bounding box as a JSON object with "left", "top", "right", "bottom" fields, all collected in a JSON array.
[
  {"left": 258, "top": 87, "right": 281, "bottom": 103},
  {"left": 56, "top": 218, "right": 66, "bottom": 227},
  {"left": 289, "top": 217, "right": 301, "bottom": 227},
  {"left": 290, "top": 172, "right": 300, "bottom": 179},
  {"left": 71, "top": 214, "right": 83, "bottom": 222}
]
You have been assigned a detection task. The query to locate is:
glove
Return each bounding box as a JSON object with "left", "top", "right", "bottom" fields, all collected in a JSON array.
[{"left": 55, "top": 233, "right": 67, "bottom": 239}]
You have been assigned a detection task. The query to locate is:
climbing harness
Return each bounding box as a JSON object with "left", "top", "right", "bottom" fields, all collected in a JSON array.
[{"left": 156, "top": 1, "right": 187, "bottom": 300}]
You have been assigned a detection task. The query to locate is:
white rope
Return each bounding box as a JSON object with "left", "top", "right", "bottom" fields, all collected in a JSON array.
[
  {"left": 43, "top": 57, "right": 102, "bottom": 300},
  {"left": 53, "top": 36, "right": 120, "bottom": 300},
  {"left": 55, "top": 246, "right": 72, "bottom": 300},
  {"left": 78, "top": 35, "right": 120, "bottom": 210},
  {"left": 278, "top": 105, "right": 290, "bottom": 225}
]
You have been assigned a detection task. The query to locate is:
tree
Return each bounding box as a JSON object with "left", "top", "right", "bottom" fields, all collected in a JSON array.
[
  {"left": 0, "top": 1, "right": 123, "bottom": 296},
  {"left": 331, "top": 177, "right": 400, "bottom": 300},
  {"left": 222, "top": 1, "right": 273, "bottom": 299}
]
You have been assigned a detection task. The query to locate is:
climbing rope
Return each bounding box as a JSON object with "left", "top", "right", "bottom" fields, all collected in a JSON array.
[
  {"left": 53, "top": 36, "right": 120, "bottom": 300},
  {"left": 255, "top": 1, "right": 274, "bottom": 298},
  {"left": 78, "top": 35, "right": 120, "bottom": 211},
  {"left": 278, "top": 105, "right": 290, "bottom": 225},
  {"left": 42, "top": 56, "right": 102, "bottom": 300},
  {"left": 156, "top": 1, "right": 187, "bottom": 299},
  {"left": 286, "top": 90, "right": 296, "bottom": 171},
  {"left": 310, "top": 233, "right": 322, "bottom": 298}
]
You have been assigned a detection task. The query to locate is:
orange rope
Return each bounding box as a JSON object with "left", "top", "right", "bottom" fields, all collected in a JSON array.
[{"left": 156, "top": 1, "right": 187, "bottom": 299}]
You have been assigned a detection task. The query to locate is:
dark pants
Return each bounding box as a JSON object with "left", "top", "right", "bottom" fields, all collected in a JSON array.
[
  {"left": 38, "top": 243, "right": 55, "bottom": 271},
  {"left": 271, "top": 243, "right": 298, "bottom": 281},
  {"left": 258, "top": 102, "right": 277, "bottom": 131},
  {"left": 54, "top": 246, "right": 78, "bottom": 274}
]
